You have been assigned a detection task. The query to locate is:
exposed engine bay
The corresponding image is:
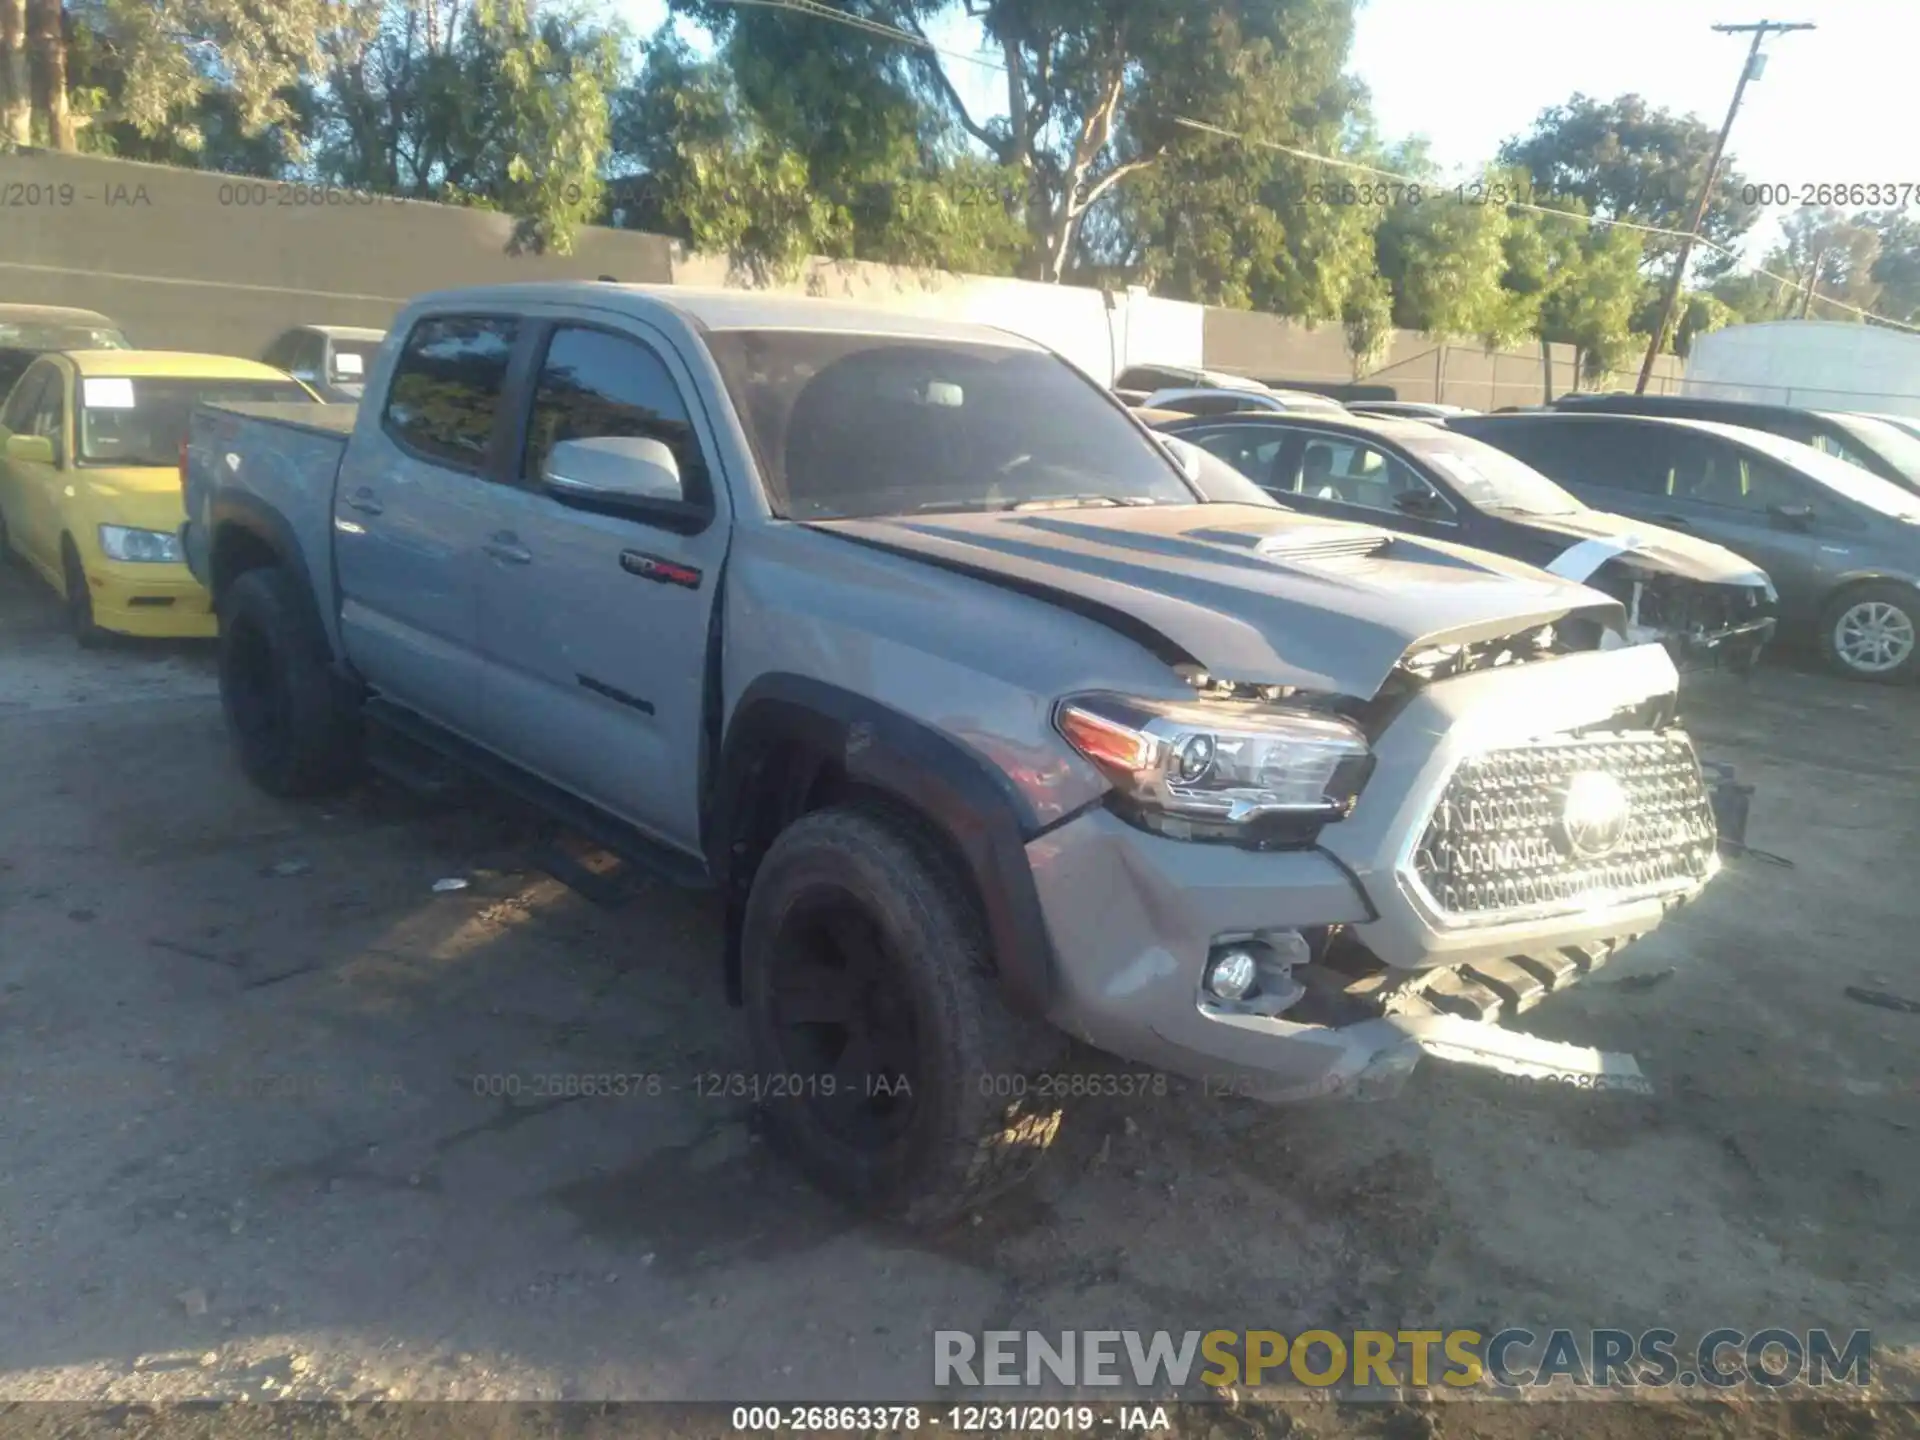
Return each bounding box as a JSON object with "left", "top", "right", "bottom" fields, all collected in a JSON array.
[{"left": 1584, "top": 559, "right": 1777, "bottom": 671}]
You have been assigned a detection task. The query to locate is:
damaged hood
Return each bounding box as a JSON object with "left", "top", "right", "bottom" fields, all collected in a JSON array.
[
  {"left": 1518, "top": 507, "right": 1771, "bottom": 587},
  {"left": 811, "top": 504, "right": 1622, "bottom": 697}
]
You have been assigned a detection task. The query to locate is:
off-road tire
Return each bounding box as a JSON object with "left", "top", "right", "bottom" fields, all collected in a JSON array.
[
  {"left": 741, "top": 806, "right": 1067, "bottom": 1228},
  {"left": 61, "top": 536, "right": 106, "bottom": 648},
  {"left": 217, "top": 567, "right": 361, "bottom": 796},
  {"left": 1818, "top": 581, "right": 1920, "bottom": 684}
]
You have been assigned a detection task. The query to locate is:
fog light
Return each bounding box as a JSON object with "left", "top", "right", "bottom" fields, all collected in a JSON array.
[{"left": 1205, "top": 947, "right": 1260, "bottom": 1002}]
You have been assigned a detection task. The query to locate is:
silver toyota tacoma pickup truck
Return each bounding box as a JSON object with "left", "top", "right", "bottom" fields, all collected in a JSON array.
[{"left": 182, "top": 282, "right": 1721, "bottom": 1225}]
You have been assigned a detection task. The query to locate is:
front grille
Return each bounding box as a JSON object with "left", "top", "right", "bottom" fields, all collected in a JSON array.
[{"left": 1412, "top": 730, "right": 1716, "bottom": 920}]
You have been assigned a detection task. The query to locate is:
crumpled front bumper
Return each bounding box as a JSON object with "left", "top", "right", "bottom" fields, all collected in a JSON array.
[{"left": 1026, "top": 642, "right": 1705, "bottom": 1100}]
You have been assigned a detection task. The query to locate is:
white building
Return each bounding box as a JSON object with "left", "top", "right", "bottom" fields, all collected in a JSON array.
[{"left": 1682, "top": 320, "right": 1920, "bottom": 419}]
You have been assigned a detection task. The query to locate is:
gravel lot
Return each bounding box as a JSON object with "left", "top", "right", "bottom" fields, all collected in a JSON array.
[{"left": 1, "top": 555, "right": 1916, "bottom": 1435}]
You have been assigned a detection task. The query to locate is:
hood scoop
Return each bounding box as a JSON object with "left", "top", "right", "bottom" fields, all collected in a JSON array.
[
  {"left": 1253, "top": 527, "right": 1392, "bottom": 561},
  {"left": 1186, "top": 521, "right": 1393, "bottom": 563}
]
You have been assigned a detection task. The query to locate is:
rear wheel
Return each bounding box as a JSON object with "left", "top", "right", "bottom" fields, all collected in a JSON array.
[
  {"left": 741, "top": 807, "right": 1066, "bottom": 1228},
  {"left": 1819, "top": 582, "right": 1919, "bottom": 683},
  {"left": 217, "top": 566, "right": 361, "bottom": 796},
  {"left": 60, "top": 536, "right": 105, "bottom": 648}
]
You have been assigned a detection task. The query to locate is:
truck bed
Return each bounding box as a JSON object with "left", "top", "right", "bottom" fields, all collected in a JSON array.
[
  {"left": 202, "top": 400, "right": 361, "bottom": 437},
  {"left": 183, "top": 400, "right": 355, "bottom": 655}
]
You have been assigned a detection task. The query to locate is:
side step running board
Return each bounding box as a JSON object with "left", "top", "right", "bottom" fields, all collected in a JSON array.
[{"left": 362, "top": 697, "right": 713, "bottom": 892}]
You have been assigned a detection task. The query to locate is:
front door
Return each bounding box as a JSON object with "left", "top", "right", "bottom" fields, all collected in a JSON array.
[
  {"left": 1643, "top": 432, "right": 1854, "bottom": 618},
  {"left": 331, "top": 313, "right": 520, "bottom": 731},
  {"left": 477, "top": 319, "right": 728, "bottom": 855},
  {"left": 13, "top": 363, "right": 72, "bottom": 578},
  {"left": 0, "top": 363, "right": 58, "bottom": 571},
  {"left": 1268, "top": 430, "right": 1463, "bottom": 539}
]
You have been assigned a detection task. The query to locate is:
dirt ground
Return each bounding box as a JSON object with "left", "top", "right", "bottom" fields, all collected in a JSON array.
[{"left": 1, "top": 556, "right": 1916, "bottom": 1436}]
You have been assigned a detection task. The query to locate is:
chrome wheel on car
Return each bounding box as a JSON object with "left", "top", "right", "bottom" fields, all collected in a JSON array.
[{"left": 1833, "top": 599, "right": 1916, "bottom": 675}]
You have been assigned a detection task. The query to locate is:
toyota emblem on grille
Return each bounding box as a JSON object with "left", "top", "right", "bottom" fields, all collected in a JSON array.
[{"left": 1559, "top": 771, "right": 1631, "bottom": 858}]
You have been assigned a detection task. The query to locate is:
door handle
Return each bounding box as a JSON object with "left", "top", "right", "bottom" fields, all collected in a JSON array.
[
  {"left": 1653, "top": 513, "right": 1691, "bottom": 529},
  {"left": 484, "top": 532, "right": 532, "bottom": 565},
  {"left": 343, "top": 487, "right": 383, "bottom": 516}
]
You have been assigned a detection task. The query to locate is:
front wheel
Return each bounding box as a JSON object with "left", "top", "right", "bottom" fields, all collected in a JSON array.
[
  {"left": 1819, "top": 582, "right": 1919, "bottom": 683},
  {"left": 61, "top": 536, "right": 106, "bottom": 648},
  {"left": 217, "top": 567, "right": 361, "bottom": 795},
  {"left": 740, "top": 807, "right": 1066, "bottom": 1228}
]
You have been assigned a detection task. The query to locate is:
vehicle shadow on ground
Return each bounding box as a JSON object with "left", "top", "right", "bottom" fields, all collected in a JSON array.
[{"left": 0, "top": 581, "right": 1916, "bottom": 1406}]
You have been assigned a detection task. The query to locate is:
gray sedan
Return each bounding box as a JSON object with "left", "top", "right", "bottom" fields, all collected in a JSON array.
[{"left": 1451, "top": 410, "right": 1920, "bottom": 682}]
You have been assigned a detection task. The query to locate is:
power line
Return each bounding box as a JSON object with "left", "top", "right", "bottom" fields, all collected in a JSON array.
[
  {"left": 1170, "top": 117, "right": 1710, "bottom": 247},
  {"left": 708, "top": 0, "right": 1008, "bottom": 70},
  {"left": 700, "top": 0, "right": 1917, "bottom": 334},
  {"left": 1170, "top": 114, "right": 1920, "bottom": 336}
]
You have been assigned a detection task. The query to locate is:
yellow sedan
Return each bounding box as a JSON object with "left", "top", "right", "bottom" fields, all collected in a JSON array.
[{"left": 0, "top": 351, "right": 316, "bottom": 642}]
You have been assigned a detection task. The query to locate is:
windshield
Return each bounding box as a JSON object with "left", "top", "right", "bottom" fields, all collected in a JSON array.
[
  {"left": 1825, "top": 413, "right": 1920, "bottom": 484},
  {"left": 703, "top": 330, "right": 1196, "bottom": 519},
  {"left": 328, "top": 337, "right": 383, "bottom": 382},
  {"left": 1717, "top": 424, "right": 1920, "bottom": 519},
  {"left": 79, "top": 376, "right": 313, "bottom": 466},
  {"left": 1397, "top": 430, "right": 1585, "bottom": 515},
  {"left": 0, "top": 321, "right": 129, "bottom": 351}
]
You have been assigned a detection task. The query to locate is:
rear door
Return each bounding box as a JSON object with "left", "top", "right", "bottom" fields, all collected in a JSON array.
[
  {"left": 475, "top": 317, "right": 727, "bottom": 853},
  {"left": 332, "top": 313, "right": 521, "bottom": 730},
  {"left": 1469, "top": 416, "right": 1678, "bottom": 522}
]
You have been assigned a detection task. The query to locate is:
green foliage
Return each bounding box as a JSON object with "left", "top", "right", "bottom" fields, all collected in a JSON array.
[
  {"left": 1754, "top": 207, "right": 1884, "bottom": 323},
  {"left": 667, "top": 0, "right": 1362, "bottom": 284},
  {"left": 1710, "top": 270, "right": 1794, "bottom": 324},
  {"left": 615, "top": 27, "right": 1024, "bottom": 283},
  {"left": 1863, "top": 211, "right": 1920, "bottom": 327},
  {"left": 83, "top": 0, "right": 345, "bottom": 153},
  {"left": 1339, "top": 271, "right": 1393, "bottom": 376},
  {"left": 475, "top": 0, "right": 619, "bottom": 254},
  {"left": 1499, "top": 92, "right": 1759, "bottom": 277},
  {"left": 1672, "top": 291, "right": 1732, "bottom": 357},
  {"left": 1371, "top": 159, "right": 1519, "bottom": 343}
]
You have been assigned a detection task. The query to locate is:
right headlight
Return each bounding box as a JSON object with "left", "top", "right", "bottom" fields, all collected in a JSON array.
[
  {"left": 98, "top": 524, "right": 183, "bottom": 563},
  {"left": 1053, "top": 691, "right": 1374, "bottom": 847}
]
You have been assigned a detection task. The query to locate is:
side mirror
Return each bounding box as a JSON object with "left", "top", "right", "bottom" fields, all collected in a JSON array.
[
  {"left": 544, "top": 435, "right": 685, "bottom": 509},
  {"left": 1768, "top": 502, "right": 1815, "bottom": 529},
  {"left": 1394, "top": 489, "right": 1448, "bottom": 518},
  {"left": 5, "top": 433, "right": 56, "bottom": 466}
]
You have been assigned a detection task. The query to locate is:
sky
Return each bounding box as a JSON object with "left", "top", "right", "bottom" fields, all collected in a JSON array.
[{"left": 614, "top": 0, "right": 1915, "bottom": 262}]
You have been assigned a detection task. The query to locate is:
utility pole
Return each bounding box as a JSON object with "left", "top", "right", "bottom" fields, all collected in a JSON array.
[
  {"left": 1797, "top": 247, "right": 1827, "bottom": 319},
  {"left": 1634, "top": 19, "right": 1815, "bottom": 394}
]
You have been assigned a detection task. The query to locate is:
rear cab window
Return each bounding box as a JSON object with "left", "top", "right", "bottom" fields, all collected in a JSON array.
[{"left": 382, "top": 315, "right": 520, "bottom": 471}]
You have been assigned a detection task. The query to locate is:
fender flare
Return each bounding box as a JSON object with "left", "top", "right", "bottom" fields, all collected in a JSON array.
[
  {"left": 207, "top": 490, "right": 333, "bottom": 653},
  {"left": 708, "top": 673, "right": 1058, "bottom": 1017}
]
